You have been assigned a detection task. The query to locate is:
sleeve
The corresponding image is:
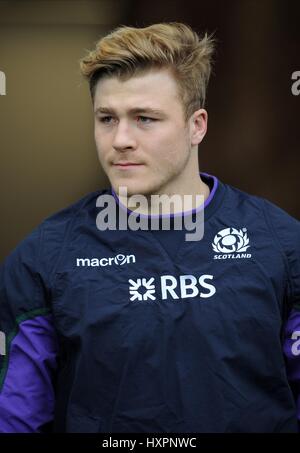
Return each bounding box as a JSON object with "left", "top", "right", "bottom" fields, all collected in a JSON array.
[
  {"left": 0, "top": 226, "right": 59, "bottom": 433},
  {"left": 263, "top": 200, "right": 300, "bottom": 429}
]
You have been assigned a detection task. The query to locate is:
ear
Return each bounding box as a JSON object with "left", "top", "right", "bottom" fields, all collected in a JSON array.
[{"left": 190, "top": 109, "right": 208, "bottom": 146}]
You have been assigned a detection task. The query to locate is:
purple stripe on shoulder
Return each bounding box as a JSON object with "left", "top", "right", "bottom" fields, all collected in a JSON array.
[{"left": 0, "top": 314, "right": 58, "bottom": 433}]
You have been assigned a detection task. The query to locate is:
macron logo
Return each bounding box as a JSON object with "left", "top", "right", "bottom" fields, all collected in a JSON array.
[{"left": 76, "top": 254, "right": 136, "bottom": 268}]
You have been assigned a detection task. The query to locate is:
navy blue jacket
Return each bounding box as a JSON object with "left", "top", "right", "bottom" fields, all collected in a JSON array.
[{"left": 0, "top": 174, "right": 299, "bottom": 432}]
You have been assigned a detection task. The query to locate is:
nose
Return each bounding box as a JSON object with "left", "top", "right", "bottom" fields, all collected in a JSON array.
[{"left": 112, "top": 120, "right": 137, "bottom": 152}]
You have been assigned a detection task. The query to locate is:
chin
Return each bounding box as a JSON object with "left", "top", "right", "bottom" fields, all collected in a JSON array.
[{"left": 112, "top": 180, "right": 158, "bottom": 198}]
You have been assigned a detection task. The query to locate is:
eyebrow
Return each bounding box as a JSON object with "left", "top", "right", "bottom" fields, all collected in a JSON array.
[{"left": 94, "top": 106, "right": 166, "bottom": 116}]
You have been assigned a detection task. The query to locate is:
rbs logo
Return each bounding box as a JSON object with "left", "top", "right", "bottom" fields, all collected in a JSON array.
[{"left": 129, "top": 274, "right": 216, "bottom": 301}]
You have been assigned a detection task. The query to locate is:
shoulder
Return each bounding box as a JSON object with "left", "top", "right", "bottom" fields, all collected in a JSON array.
[
  {"left": 223, "top": 182, "right": 299, "bottom": 230},
  {"left": 41, "top": 189, "right": 105, "bottom": 229},
  {"left": 222, "top": 181, "right": 300, "bottom": 298},
  {"left": 1, "top": 189, "right": 108, "bottom": 278}
]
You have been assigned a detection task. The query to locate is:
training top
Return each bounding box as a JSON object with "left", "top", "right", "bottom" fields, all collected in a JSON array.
[{"left": 0, "top": 173, "right": 299, "bottom": 432}]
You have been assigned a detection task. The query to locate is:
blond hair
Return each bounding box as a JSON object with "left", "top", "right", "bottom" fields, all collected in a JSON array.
[{"left": 80, "top": 22, "right": 215, "bottom": 120}]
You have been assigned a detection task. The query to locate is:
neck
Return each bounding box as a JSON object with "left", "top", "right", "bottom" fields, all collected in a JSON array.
[{"left": 120, "top": 171, "right": 210, "bottom": 216}]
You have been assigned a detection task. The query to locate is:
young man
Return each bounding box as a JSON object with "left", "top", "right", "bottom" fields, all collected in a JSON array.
[{"left": 0, "top": 22, "right": 299, "bottom": 433}]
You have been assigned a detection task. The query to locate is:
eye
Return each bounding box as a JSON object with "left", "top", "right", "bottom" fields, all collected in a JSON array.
[
  {"left": 98, "top": 116, "right": 114, "bottom": 124},
  {"left": 137, "top": 116, "right": 156, "bottom": 124}
]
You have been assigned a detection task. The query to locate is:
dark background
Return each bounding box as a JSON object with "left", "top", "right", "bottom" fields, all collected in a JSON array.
[{"left": 0, "top": 0, "right": 299, "bottom": 261}]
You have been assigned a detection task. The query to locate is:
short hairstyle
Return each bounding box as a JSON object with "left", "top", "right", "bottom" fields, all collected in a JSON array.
[{"left": 79, "top": 22, "right": 215, "bottom": 120}]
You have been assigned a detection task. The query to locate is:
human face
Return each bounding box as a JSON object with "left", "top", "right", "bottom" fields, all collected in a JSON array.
[{"left": 93, "top": 68, "right": 207, "bottom": 197}]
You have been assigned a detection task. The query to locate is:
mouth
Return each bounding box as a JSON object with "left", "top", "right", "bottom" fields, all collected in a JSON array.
[{"left": 113, "top": 162, "right": 144, "bottom": 169}]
